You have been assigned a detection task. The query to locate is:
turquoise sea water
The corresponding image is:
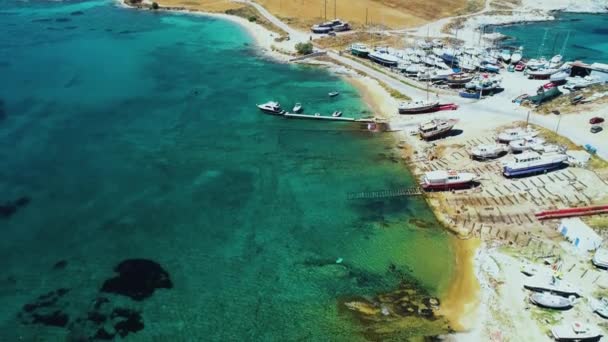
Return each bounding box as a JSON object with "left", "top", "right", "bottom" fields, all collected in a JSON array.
[
  {"left": 0, "top": 0, "right": 454, "bottom": 340},
  {"left": 496, "top": 13, "right": 608, "bottom": 63}
]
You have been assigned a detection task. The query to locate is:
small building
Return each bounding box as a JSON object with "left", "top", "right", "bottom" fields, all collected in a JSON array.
[
  {"left": 570, "top": 61, "right": 608, "bottom": 83},
  {"left": 557, "top": 218, "right": 602, "bottom": 251}
]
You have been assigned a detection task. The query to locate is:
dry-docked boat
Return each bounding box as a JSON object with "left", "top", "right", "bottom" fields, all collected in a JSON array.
[
  {"left": 497, "top": 127, "right": 539, "bottom": 143},
  {"left": 564, "top": 75, "right": 604, "bottom": 90},
  {"left": 257, "top": 101, "right": 284, "bottom": 115},
  {"left": 550, "top": 322, "right": 603, "bottom": 341},
  {"left": 591, "top": 297, "right": 608, "bottom": 319},
  {"left": 549, "top": 54, "right": 563, "bottom": 68},
  {"left": 368, "top": 49, "right": 399, "bottom": 67},
  {"left": 502, "top": 151, "right": 568, "bottom": 177},
  {"left": 523, "top": 276, "right": 581, "bottom": 297},
  {"left": 350, "top": 43, "right": 370, "bottom": 57},
  {"left": 509, "top": 137, "right": 546, "bottom": 153},
  {"left": 469, "top": 143, "right": 508, "bottom": 160},
  {"left": 420, "top": 170, "right": 477, "bottom": 191},
  {"left": 592, "top": 248, "right": 608, "bottom": 269},
  {"left": 527, "top": 68, "right": 560, "bottom": 79},
  {"left": 511, "top": 48, "right": 523, "bottom": 64},
  {"left": 529, "top": 292, "right": 573, "bottom": 310},
  {"left": 500, "top": 49, "right": 512, "bottom": 63},
  {"left": 447, "top": 72, "right": 474, "bottom": 85},
  {"left": 550, "top": 70, "right": 570, "bottom": 83},
  {"left": 398, "top": 100, "right": 439, "bottom": 114},
  {"left": 419, "top": 118, "right": 457, "bottom": 140},
  {"left": 526, "top": 58, "right": 548, "bottom": 70}
]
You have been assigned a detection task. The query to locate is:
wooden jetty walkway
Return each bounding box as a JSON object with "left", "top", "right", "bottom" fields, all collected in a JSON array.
[
  {"left": 347, "top": 187, "right": 423, "bottom": 200},
  {"left": 283, "top": 112, "right": 381, "bottom": 124}
]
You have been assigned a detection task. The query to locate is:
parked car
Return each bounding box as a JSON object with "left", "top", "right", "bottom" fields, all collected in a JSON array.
[
  {"left": 590, "top": 117, "right": 605, "bottom": 124},
  {"left": 591, "top": 125, "right": 603, "bottom": 134}
]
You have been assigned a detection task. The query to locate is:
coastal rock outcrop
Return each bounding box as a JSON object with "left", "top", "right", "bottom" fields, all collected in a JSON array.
[
  {"left": 101, "top": 259, "right": 173, "bottom": 300},
  {"left": 0, "top": 196, "right": 31, "bottom": 219}
]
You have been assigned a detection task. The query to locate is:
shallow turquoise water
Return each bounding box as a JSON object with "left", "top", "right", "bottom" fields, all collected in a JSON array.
[
  {"left": 0, "top": 1, "right": 454, "bottom": 340},
  {"left": 496, "top": 13, "right": 608, "bottom": 63}
]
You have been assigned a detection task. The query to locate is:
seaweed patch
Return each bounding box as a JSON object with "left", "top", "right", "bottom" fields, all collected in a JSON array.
[{"left": 101, "top": 259, "right": 173, "bottom": 301}]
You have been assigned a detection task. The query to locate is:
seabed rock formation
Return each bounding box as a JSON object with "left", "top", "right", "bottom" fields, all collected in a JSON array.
[
  {"left": 17, "top": 259, "right": 172, "bottom": 340},
  {"left": 101, "top": 259, "right": 173, "bottom": 301}
]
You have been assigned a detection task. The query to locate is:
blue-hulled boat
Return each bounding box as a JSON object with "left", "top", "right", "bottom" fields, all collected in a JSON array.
[
  {"left": 502, "top": 151, "right": 568, "bottom": 177},
  {"left": 459, "top": 90, "right": 481, "bottom": 99}
]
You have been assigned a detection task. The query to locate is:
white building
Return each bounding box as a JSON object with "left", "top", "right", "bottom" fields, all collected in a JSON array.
[{"left": 557, "top": 218, "right": 602, "bottom": 252}]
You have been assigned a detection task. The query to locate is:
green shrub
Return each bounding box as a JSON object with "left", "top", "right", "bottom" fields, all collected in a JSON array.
[
  {"left": 248, "top": 15, "right": 257, "bottom": 22},
  {"left": 151, "top": 2, "right": 159, "bottom": 9},
  {"left": 295, "top": 42, "right": 313, "bottom": 55}
]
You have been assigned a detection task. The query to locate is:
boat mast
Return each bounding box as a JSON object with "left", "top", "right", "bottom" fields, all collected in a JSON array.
[
  {"left": 537, "top": 28, "right": 548, "bottom": 59},
  {"left": 559, "top": 30, "right": 571, "bottom": 57},
  {"left": 324, "top": 0, "right": 327, "bottom": 21},
  {"left": 334, "top": 0, "right": 337, "bottom": 19}
]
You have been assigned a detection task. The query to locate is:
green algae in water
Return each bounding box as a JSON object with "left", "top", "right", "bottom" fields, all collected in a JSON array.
[{"left": 0, "top": 0, "right": 455, "bottom": 340}]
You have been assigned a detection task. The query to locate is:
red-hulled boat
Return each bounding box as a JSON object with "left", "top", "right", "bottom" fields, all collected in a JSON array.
[{"left": 421, "top": 170, "right": 477, "bottom": 191}]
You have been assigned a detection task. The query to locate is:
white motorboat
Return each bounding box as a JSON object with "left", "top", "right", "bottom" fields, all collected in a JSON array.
[
  {"left": 526, "top": 58, "right": 548, "bottom": 70},
  {"left": 420, "top": 170, "right": 476, "bottom": 191},
  {"left": 419, "top": 118, "right": 457, "bottom": 140},
  {"left": 350, "top": 43, "right": 370, "bottom": 57},
  {"left": 550, "top": 70, "right": 570, "bottom": 83},
  {"left": 432, "top": 38, "right": 444, "bottom": 48},
  {"left": 591, "top": 297, "right": 608, "bottom": 319},
  {"left": 511, "top": 48, "right": 523, "bottom": 64},
  {"left": 497, "top": 127, "right": 539, "bottom": 143},
  {"left": 257, "top": 101, "right": 284, "bottom": 115},
  {"left": 531, "top": 144, "right": 562, "bottom": 154},
  {"left": 500, "top": 49, "right": 512, "bottom": 63},
  {"left": 368, "top": 49, "right": 399, "bottom": 66},
  {"left": 529, "top": 292, "right": 574, "bottom": 310},
  {"left": 416, "top": 40, "right": 432, "bottom": 49},
  {"left": 509, "top": 137, "right": 546, "bottom": 153},
  {"left": 549, "top": 54, "right": 563, "bottom": 68},
  {"left": 551, "top": 322, "right": 603, "bottom": 341},
  {"left": 328, "top": 91, "right": 339, "bottom": 97},
  {"left": 292, "top": 103, "right": 303, "bottom": 113},
  {"left": 592, "top": 248, "right": 608, "bottom": 269},
  {"left": 502, "top": 151, "right": 568, "bottom": 177},
  {"left": 526, "top": 68, "right": 560, "bottom": 79},
  {"left": 331, "top": 111, "right": 342, "bottom": 117},
  {"left": 404, "top": 64, "right": 422, "bottom": 75},
  {"left": 524, "top": 276, "right": 581, "bottom": 297},
  {"left": 564, "top": 75, "right": 604, "bottom": 90},
  {"left": 470, "top": 143, "right": 508, "bottom": 160},
  {"left": 398, "top": 100, "right": 439, "bottom": 114}
]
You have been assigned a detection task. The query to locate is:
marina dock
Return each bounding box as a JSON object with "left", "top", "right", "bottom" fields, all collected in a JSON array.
[{"left": 283, "top": 112, "right": 381, "bottom": 124}]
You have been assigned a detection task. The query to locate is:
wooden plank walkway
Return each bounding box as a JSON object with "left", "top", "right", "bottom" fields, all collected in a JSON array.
[{"left": 347, "top": 187, "right": 423, "bottom": 200}]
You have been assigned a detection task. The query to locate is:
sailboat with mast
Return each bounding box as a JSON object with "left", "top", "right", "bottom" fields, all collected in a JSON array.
[{"left": 398, "top": 80, "right": 439, "bottom": 114}]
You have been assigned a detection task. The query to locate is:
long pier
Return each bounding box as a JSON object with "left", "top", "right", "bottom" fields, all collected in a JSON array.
[
  {"left": 283, "top": 112, "right": 381, "bottom": 124},
  {"left": 347, "top": 187, "right": 423, "bottom": 200}
]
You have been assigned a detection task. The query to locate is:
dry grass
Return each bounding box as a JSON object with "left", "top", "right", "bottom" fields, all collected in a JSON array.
[
  {"left": 225, "top": 5, "right": 288, "bottom": 35},
  {"left": 315, "top": 31, "right": 404, "bottom": 50},
  {"left": 535, "top": 84, "right": 608, "bottom": 115},
  {"left": 254, "top": 0, "right": 471, "bottom": 30}
]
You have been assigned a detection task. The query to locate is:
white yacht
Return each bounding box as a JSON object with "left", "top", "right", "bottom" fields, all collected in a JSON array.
[
  {"left": 419, "top": 118, "right": 457, "bottom": 140},
  {"left": 510, "top": 48, "right": 523, "bottom": 64},
  {"left": 524, "top": 275, "right": 581, "bottom": 297},
  {"left": 502, "top": 151, "right": 568, "bottom": 177},
  {"left": 551, "top": 322, "right": 603, "bottom": 341},
  {"left": 368, "top": 49, "right": 399, "bottom": 66},
  {"left": 398, "top": 99, "right": 439, "bottom": 114},
  {"left": 526, "top": 58, "right": 548, "bottom": 70},
  {"left": 470, "top": 143, "right": 508, "bottom": 160},
  {"left": 529, "top": 292, "right": 573, "bottom": 310},
  {"left": 549, "top": 54, "right": 563, "bottom": 68},
  {"left": 564, "top": 75, "right": 604, "bottom": 90},
  {"left": 257, "top": 101, "right": 284, "bottom": 115},
  {"left": 420, "top": 170, "right": 477, "bottom": 191},
  {"left": 509, "top": 137, "right": 546, "bottom": 153},
  {"left": 497, "top": 127, "right": 539, "bottom": 143}
]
